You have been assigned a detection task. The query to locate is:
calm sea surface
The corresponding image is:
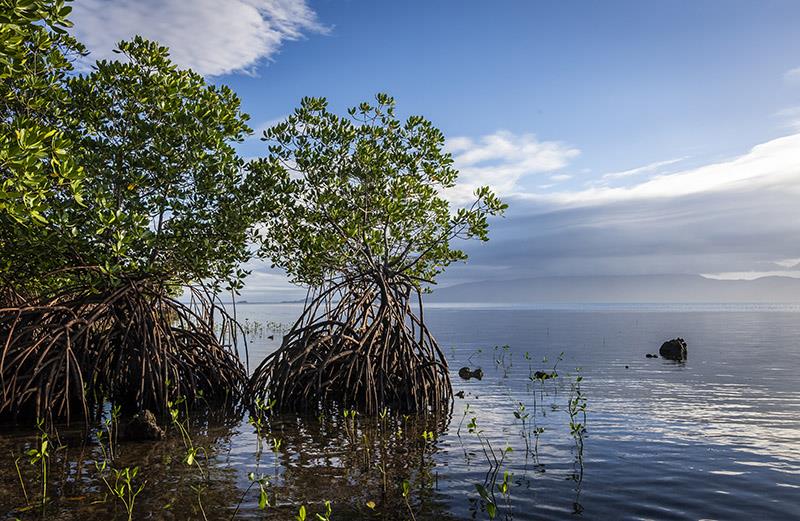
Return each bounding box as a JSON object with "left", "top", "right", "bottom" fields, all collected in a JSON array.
[{"left": 1, "top": 303, "right": 799, "bottom": 520}]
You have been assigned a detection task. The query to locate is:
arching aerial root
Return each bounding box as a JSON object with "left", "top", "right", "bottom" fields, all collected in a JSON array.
[
  {"left": 249, "top": 278, "right": 452, "bottom": 415},
  {"left": 0, "top": 277, "right": 247, "bottom": 425}
]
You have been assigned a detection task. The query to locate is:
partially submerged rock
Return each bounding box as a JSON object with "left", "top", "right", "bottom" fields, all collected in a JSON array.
[
  {"left": 659, "top": 338, "right": 687, "bottom": 361},
  {"left": 122, "top": 410, "right": 165, "bottom": 441},
  {"left": 645, "top": 353, "right": 659, "bottom": 359},
  {"left": 458, "top": 367, "right": 483, "bottom": 380}
]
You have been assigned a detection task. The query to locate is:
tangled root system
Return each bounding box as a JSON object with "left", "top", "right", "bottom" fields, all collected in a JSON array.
[
  {"left": 0, "top": 275, "right": 247, "bottom": 424},
  {"left": 249, "top": 276, "right": 452, "bottom": 415}
]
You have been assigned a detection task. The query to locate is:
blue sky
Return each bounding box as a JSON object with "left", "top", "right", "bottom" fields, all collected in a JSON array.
[{"left": 71, "top": 1, "right": 800, "bottom": 298}]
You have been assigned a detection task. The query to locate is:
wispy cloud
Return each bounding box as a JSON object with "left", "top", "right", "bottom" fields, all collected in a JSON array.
[
  {"left": 776, "top": 106, "right": 800, "bottom": 130},
  {"left": 785, "top": 66, "right": 800, "bottom": 84},
  {"left": 71, "top": 0, "right": 326, "bottom": 76},
  {"left": 515, "top": 133, "right": 800, "bottom": 206},
  {"left": 446, "top": 130, "right": 579, "bottom": 201},
  {"left": 601, "top": 157, "right": 687, "bottom": 181},
  {"left": 243, "top": 115, "right": 289, "bottom": 145},
  {"left": 702, "top": 270, "right": 800, "bottom": 280},
  {"left": 773, "top": 258, "right": 800, "bottom": 268}
]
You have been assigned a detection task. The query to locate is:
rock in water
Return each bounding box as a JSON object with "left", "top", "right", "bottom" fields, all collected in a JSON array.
[
  {"left": 123, "top": 410, "right": 165, "bottom": 441},
  {"left": 458, "top": 367, "right": 484, "bottom": 380},
  {"left": 659, "top": 338, "right": 687, "bottom": 361}
]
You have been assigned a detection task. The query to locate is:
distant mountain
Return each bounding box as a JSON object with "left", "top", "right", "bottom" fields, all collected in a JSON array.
[{"left": 428, "top": 274, "right": 800, "bottom": 303}]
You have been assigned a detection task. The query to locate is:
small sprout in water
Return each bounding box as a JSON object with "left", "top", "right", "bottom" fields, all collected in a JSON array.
[
  {"left": 366, "top": 500, "right": 376, "bottom": 510},
  {"left": 315, "top": 500, "right": 332, "bottom": 521},
  {"left": 185, "top": 447, "right": 198, "bottom": 466},
  {"left": 401, "top": 479, "right": 416, "bottom": 521},
  {"left": 247, "top": 472, "right": 270, "bottom": 510},
  {"left": 101, "top": 466, "right": 145, "bottom": 521},
  {"left": 498, "top": 470, "right": 512, "bottom": 497},
  {"left": 475, "top": 483, "right": 497, "bottom": 520},
  {"left": 27, "top": 419, "right": 50, "bottom": 508},
  {"left": 513, "top": 402, "right": 528, "bottom": 421},
  {"left": 296, "top": 504, "right": 307, "bottom": 521}
]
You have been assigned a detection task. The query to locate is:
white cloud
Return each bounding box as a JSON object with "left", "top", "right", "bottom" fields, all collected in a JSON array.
[
  {"left": 446, "top": 130, "right": 580, "bottom": 201},
  {"left": 785, "top": 66, "right": 800, "bottom": 84},
  {"left": 776, "top": 107, "right": 800, "bottom": 131},
  {"left": 518, "top": 133, "right": 800, "bottom": 206},
  {"left": 702, "top": 271, "right": 800, "bottom": 280},
  {"left": 601, "top": 157, "right": 687, "bottom": 181},
  {"left": 235, "top": 258, "right": 307, "bottom": 301},
  {"left": 71, "top": 0, "right": 326, "bottom": 76},
  {"left": 550, "top": 174, "right": 572, "bottom": 182},
  {"left": 243, "top": 115, "right": 289, "bottom": 145},
  {"left": 774, "top": 258, "right": 800, "bottom": 268},
  {"left": 253, "top": 116, "right": 289, "bottom": 135}
]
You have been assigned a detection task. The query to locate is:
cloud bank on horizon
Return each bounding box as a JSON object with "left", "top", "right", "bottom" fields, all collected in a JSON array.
[{"left": 71, "top": 0, "right": 325, "bottom": 76}]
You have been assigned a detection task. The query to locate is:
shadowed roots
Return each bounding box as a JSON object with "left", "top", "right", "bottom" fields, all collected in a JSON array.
[
  {"left": 249, "top": 277, "right": 452, "bottom": 415},
  {"left": 0, "top": 276, "right": 247, "bottom": 424}
]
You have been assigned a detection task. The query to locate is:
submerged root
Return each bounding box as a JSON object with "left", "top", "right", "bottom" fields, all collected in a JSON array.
[
  {"left": 250, "top": 278, "right": 452, "bottom": 415},
  {"left": 0, "top": 276, "right": 247, "bottom": 424}
]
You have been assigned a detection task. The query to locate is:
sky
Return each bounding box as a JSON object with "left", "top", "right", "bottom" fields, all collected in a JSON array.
[{"left": 70, "top": 0, "right": 800, "bottom": 300}]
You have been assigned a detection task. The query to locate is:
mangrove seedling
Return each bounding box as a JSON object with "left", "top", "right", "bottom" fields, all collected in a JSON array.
[
  {"left": 230, "top": 472, "right": 270, "bottom": 519},
  {"left": 475, "top": 483, "right": 497, "bottom": 520},
  {"left": 513, "top": 402, "right": 530, "bottom": 457},
  {"left": 26, "top": 419, "right": 50, "bottom": 510},
  {"left": 315, "top": 500, "right": 333, "bottom": 521},
  {"left": 99, "top": 465, "right": 145, "bottom": 521},
  {"left": 401, "top": 479, "right": 417, "bottom": 521},
  {"left": 457, "top": 403, "right": 473, "bottom": 437},
  {"left": 568, "top": 369, "right": 588, "bottom": 465}
]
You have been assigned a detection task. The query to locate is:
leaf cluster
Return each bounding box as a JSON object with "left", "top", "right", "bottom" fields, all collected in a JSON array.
[
  {"left": 249, "top": 94, "right": 506, "bottom": 288},
  {"left": 1, "top": 3, "right": 256, "bottom": 293},
  {"left": 65, "top": 37, "right": 254, "bottom": 288}
]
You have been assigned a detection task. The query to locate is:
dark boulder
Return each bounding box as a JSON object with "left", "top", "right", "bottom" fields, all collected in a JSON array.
[
  {"left": 659, "top": 338, "right": 687, "bottom": 361},
  {"left": 122, "top": 410, "right": 165, "bottom": 441},
  {"left": 458, "top": 367, "right": 483, "bottom": 380}
]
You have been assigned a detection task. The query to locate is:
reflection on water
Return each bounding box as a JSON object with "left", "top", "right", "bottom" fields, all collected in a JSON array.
[{"left": 1, "top": 304, "right": 800, "bottom": 520}]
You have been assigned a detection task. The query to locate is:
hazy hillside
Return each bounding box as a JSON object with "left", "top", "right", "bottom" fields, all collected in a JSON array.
[{"left": 428, "top": 275, "right": 800, "bottom": 303}]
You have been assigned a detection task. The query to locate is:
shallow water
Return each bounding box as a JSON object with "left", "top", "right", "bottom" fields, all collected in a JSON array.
[{"left": 2, "top": 304, "right": 799, "bottom": 520}]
